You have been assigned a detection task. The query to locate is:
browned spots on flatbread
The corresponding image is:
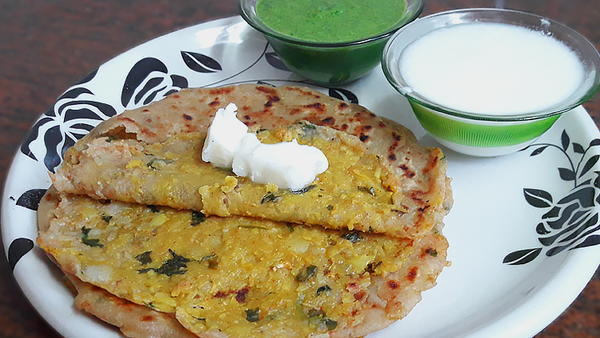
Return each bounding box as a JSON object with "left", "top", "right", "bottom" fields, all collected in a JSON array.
[
  {"left": 387, "top": 280, "right": 399, "bottom": 289},
  {"left": 407, "top": 267, "right": 418, "bottom": 282},
  {"left": 243, "top": 115, "right": 251, "bottom": 120},
  {"left": 388, "top": 133, "right": 402, "bottom": 155},
  {"left": 423, "top": 154, "right": 440, "bottom": 174},
  {"left": 214, "top": 291, "right": 228, "bottom": 298},
  {"left": 304, "top": 102, "right": 325, "bottom": 112},
  {"left": 256, "top": 86, "right": 277, "bottom": 95},
  {"left": 420, "top": 247, "right": 437, "bottom": 258},
  {"left": 355, "top": 126, "right": 373, "bottom": 144},
  {"left": 171, "top": 105, "right": 178, "bottom": 109},
  {"left": 242, "top": 105, "right": 250, "bottom": 111},
  {"left": 235, "top": 287, "right": 249, "bottom": 303},
  {"left": 418, "top": 205, "right": 430, "bottom": 212},
  {"left": 172, "top": 94, "right": 181, "bottom": 99},
  {"left": 141, "top": 315, "right": 155, "bottom": 322},
  {"left": 378, "top": 121, "right": 386, "bottom": 128},
  {"left": 184, "top": 124, "right": 197, "bottom": 132},
  {"left": 289, "top": 108, "right": 301, "bottom": 115},
  {"left": 182, "top": 114, "right": 192, "bottom": 121},
  {"left": 140, "top": 127, "right": 157, "bottom": 138},
  {"left": 265, "top": 95, "right": 280, "bottom": 107},
  {"left": 412, "top": 205, "right": 431, "bottom": 235},
  {"left": 214, "top": 287, "right": 250, "bottom": 303},
  {"left": 142, "top": 109, "right": 150, "bottom": 112},
  {"left": 209, "top": 99, "right": 220, "bottom": 107},
  {"left": 341, "top": 123, "right": 349, "bottom": 131},
  {"left": 354, "top": 124, "right": 372, "bottom": 135},
  {"left": 409, "top": 190, "right": 425, "bottom": 204},
  {"left": 208, "top": 87, "right": 234, "bottom": 95},
  {"left": 399, "top": 164, "right": 415, "bottom": 178},
  {"left": 388, "top": 154, "right": 397, "bottom": 162},
  {"left": 338, "top": 102, "right": 349, "bottom": 109},
  {"left": 321, "top": 116, "right": 335, "bottom": 125},
  {"left": 354, "top": 291, "right": 366, "bottom": 301},
  {"left": 145, "top": 118, "right": 152, "bottom": 123},
  {"left": 284, "top": 86, "right": 322, "bottom": 98}
]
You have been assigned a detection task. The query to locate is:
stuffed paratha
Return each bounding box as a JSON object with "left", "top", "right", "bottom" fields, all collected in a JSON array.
[
  {"left": 67, "top": 275, "right": 196, "bottom": 338},
  {"left": 52, "top": 85, "right": 451, "bottom": 238},
  {"left": 38, "top": 189, "right": 448, "bottom": 337}
]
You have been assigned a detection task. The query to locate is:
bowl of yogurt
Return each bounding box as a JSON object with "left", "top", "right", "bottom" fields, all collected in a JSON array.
[
  {"left": 382, "top": 8, "right": 600, "bottom": 156},
  {"left": 240, "top": 0, "right": 423, "bottom": 85}
]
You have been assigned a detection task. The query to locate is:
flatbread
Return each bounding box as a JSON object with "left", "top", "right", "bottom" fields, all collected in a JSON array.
[
  {"left": 67, "top": 275, "right": 198, "bottom": 338},
  {"left": 52, "top": 85, "right": 452, "bottom": 238},
  {"left": 38, "top": 188, "right": 448, "bottom": 337}
]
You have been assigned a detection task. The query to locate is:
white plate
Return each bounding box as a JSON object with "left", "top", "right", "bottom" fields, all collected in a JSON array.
[{"left": 2, "top": 16, "right": 599, "bottom": 338}]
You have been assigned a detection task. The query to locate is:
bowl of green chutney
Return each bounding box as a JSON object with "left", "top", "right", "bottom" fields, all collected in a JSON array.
[{"left": 240, "top": 0, "right": 423, "bottom": 85}]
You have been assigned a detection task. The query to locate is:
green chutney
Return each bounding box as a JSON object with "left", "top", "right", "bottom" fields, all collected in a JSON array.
[{"left": 256, "top": 0, "right": 407, "bottom": 43}]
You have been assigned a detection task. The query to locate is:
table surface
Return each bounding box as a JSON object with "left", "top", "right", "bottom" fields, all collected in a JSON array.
[{"left": 0, "top": 0, "right": 598, "bottom": 337}]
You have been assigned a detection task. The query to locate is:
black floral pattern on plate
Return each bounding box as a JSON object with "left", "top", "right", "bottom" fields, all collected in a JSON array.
[
  {"left": 328, "top": 87, "right": 359, "bottom": 104},
  {"left": 181, "top": 51, "right": 222, "bottom": 73},
  {"left": 8, "top": 238, "right": 34, "bottom": 271},
  {"left": 503, "top": 130, "right": 600, "bottom": 265},
  {"left": 20, "top": 71, "right": 117, "bottom": 172},
  {"left": 16, "top": 189, "right": 47, "bottom": 211},
  {"left": 121, "top": 57, "right": 189, "bottom": 109},
  {"left": 20, "top": 54, "right": 201, "bottom": 173}
]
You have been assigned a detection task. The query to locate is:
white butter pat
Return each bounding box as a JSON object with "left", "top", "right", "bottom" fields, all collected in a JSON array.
[
  {"left": 201, "top": 103, "right": 247, "bottom": 168},
  {"left": 233, "top": 137, "right": 328, "bottom": 191},
  {"left": 202, "top": 104, "right": 329, "bottom": 190}
]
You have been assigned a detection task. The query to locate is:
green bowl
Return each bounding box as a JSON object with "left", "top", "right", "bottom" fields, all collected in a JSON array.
[
  {"left": 382, "top": 8, "right": 600, "bottom": 156},
  {"left": 240, "top": 0, "right": 423, "bottom": 86}
]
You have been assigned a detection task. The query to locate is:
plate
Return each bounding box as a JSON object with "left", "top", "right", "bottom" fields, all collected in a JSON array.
[{"left": 2, "top": 16, "right": 599, "bottom": 338}]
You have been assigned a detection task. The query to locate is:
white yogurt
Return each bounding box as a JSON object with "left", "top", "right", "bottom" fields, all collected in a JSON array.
[
  {"left": 202, "top": 104, "right": 328, "bottom": 190},
  {"left": 399, "top": 22, "right": 584, "bottom": 115}
]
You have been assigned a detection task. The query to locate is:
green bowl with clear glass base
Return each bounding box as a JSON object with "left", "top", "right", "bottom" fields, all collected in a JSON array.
[{"left": 240, "top": 0, "right": 423, "bottom": 86}]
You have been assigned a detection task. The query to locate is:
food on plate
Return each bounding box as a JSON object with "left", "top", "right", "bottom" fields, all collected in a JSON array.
[
  {"left": 38, "top": 84, "right": 452, "bottom": 337},
  {"left": 52, "top": 85, "right": 451, "bottom": 237},
  {"left": 201, "top": 103, "right": 329, "bottom": 190},
  {"left": 255, "top": 0, "right": 407, "bottom": 43},
  {"left": 38, "top": 189, "right": 448, "bottom": 337},
  {"left": 67, "top": 275, "right": 196, "bottom": 338}
]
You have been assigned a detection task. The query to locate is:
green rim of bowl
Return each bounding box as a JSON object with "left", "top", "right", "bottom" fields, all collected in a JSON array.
[
  {"left": 410, "top": 100, "right": 561, "bottom": 147},
  {"left": 382, "top": 8, "right": 600, "bottom": 122},
  {"left": 239, "top": 0, "right": 424, "bottom": 48}
]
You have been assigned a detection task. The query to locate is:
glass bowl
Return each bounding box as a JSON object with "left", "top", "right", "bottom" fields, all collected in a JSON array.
[
  {"left": 382, "top": 8, "right": 600, "bottom": 157},
  {"left": 240, "top": 0, "right": 423, "bottom": 86}
]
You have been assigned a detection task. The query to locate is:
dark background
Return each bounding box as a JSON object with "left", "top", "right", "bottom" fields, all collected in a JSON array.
[{"left": 0, "top": 0, "right": 598, "bottom": 337}]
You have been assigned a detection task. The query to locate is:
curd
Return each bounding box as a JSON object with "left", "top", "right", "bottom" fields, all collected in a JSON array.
[{"left": 399, "top": 22, "right": 584, "bottom": 115}]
